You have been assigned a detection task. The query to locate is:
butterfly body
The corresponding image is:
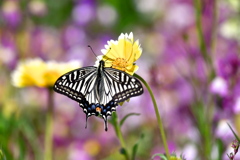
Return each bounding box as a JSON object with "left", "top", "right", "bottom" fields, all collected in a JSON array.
[{"left": 54, "top": 60, "right": 143, "bottom": 131}]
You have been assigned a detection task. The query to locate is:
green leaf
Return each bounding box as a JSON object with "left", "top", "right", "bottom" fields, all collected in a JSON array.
[
  {"left": 120, "top": 113, "right": 140, "bottom": 127},
  {"left": 18, "top": 136, "right": 26, "bottom": 160},
  {"left": 151, "top": 153, "right": 167, "bottom": 160},
  {"left": 131, "top": 133, "right": 144, "bottom": 160},
  {"left": 131, "top": 144, "right": 138, "bottom": 160},
  {"left": 119, "top": 148, "right": 127, "bottom": 154},
  {"left": 119, "top": 147, "right": 130, "bottom": 160},
  {"left": 0, "top": 147, "right": 6, "bottom": 160},
  {"left": 109, "top": 112, "right": 117, "bottom": 125},
  {"left": 19, "top": 120, "right": 42, "bottom": 160},
  {"left": 216, "top": 138, "right": 224, "bottom": 160},
  {"left": 227, "top": 123, "right": 240, "bottom": 142},
  {"left": 108, "top": 112, "right": 119, "bottom": 139}
]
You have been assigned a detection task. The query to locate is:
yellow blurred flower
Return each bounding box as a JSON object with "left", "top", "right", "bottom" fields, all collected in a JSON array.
[
  {"left": 155, "top": 154, "right": 185, "bottom": 160},
  {"left": 169, "top": 156, "right": 182, "bottom": 160},
  {"left": 3, "top": 100, "right": 19, "bottom": 118},
  {"left": 220, "top": 18, "right": 240, "bottom": 40},
  {"left": 97, "top": 32, "right": 142, "bottom": 75},
  {"left": 12, "top": 58, "right": 81, "bottom": 88},
  {"left": 83, "top": 139, "right": 100, "bottom": 156}
]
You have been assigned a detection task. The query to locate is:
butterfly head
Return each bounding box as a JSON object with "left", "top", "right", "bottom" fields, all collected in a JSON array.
[{"left": 99, "top": 60, "right": 105, "bottom": 66}]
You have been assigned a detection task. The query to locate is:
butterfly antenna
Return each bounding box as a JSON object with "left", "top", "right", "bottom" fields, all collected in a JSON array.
[
  {"left": 104, "top": 47, "right": 112, "bottom": 63},
  {"left": 88, "top": 45, "right": 99, "bottom": 60}
]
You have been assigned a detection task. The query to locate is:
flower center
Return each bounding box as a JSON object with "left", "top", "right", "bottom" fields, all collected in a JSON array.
[{"left": 112, "top": 58, "right": 128, "bottom": 71}]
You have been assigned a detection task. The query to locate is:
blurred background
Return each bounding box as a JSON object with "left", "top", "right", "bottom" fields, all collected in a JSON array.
[{"left": 0, "top": 0, "right": 240, "bottom": 159}]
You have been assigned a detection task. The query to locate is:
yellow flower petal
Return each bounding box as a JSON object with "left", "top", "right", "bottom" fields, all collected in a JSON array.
[
  {"left": 99, "top": 32, "right": 142, "bottom": 75},
  {"left": 133, "top": 40, "right": 142, "bottom": 61},
  {"left": 83, "top": 139, "right": 100, "bottom": 156},
  {"left": 11, "top": 58, "right": 81, "bottom": 88},
  {"left": 126, "top": 64, "right": 139, "bottom": 75}
]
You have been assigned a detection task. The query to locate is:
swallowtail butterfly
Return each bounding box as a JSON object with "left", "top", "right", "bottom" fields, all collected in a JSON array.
[{"left": 53, "top": 60, "right": 143, "bottom": 131}]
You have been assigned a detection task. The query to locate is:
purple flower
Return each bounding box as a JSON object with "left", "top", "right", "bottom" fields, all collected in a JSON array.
[
  {"left": 210, "top": 77, "right": 228, "bottom": 96},
  {"left": 221, "top": 96, "right": 235, "bottom": 113},
  {"left": 65, "top": 45, "right": 90, "bottom": 66},
  {"left": 233, "top": 97, "right": 240, "bottom": 113},
  {"left": 217, "top": 53, "right": 240, "bottom": 79},
  {"left": 1, "top": 1, "right": 21, "bottom": 28},
  {"left": 0, "top": 45, "right": 16, "bottom": 67},
  {"left": 62, "top": 25, "right": 86, "bottom": 49},
  {"left": 0, "top": 32, "right": 17, "bottom": 68},
  {"left": 30, "top": 27, "right": 63, "bottom": 59},
  {"left": 68, "top": 142, "right": 92, "bottom": 160},
  {"left": 215, "top": 120, "right": 234, "bottom": 144},
  {"left": 181, "top": 144, "right": 198, "bottom": 160},
  {"left": 72, "top": 3, "right": 95, "bottom": 25},
  {"left": 164, "top": 3, "right": 194, "bottom": 31}
]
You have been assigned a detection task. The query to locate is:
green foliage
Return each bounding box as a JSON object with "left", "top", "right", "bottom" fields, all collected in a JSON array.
[
  {"left": 151, "top": 153, "right": 168, "bottom": 160},
  {"left": 109, "top": 112, "right": 146, "bottom": 160},
  {"left": 227, "top": 123, "right": 240, "bottom": 142},
  {"left": 191, "top": 101, "right": 212, "bottom": 159},
  {"left": 20, "top": 0, "right": 73, "bottom": 27},
  {"left": 101, "top": 0, "right": 152, "bottom": 32},
  {"left": 0, "top": 107, "right": 41, "bottom": 160},
  {"left": 131, "top": 133, "right": 144, "bottom": 160},
  {"left": 0, "top": 147, "right": 6, "bottom": 160},
  {"left": 216, "top": 138, "right": 225, "bottom": 160},
  {"left": 120, "top": 113, "right": 140, "bottom": 127}
]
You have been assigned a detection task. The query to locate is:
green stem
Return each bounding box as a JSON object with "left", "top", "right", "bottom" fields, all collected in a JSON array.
[
  {"left": 134, "top": 74, "right": 170, "bottom": 159},
  {"left": 0, "top": 148, "right": 6, "bottom": 160},
  {"left": 210, "top": 0, "right": 218, "bottom": 54},
  {"left": 193, "top": 0, "right": 208, "bottom": 61},
  {"left": 191, "top": 101, "right": 212, "bottom": 159},
  {"left": 193, "top": 0, "right": 215, "bottom": 80},
  {"left": 113, "top": 112, "right": 126, "bottom": 148},
  {"left": 193, "top": 1, "right": 216, "bottom": 158},
  {"left": 112, "top": 112, "right": 130, "bottom": 160},
  {"left": 44, "top": 88, "right": 54, "bottom": 160}
]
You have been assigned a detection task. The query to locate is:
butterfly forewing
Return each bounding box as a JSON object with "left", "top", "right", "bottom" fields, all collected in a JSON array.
[
  {"left": 53, "top": 66, "right": 97, "bottom": 103},
  {"left": 103, "top": 68, "right": 144, "bottom": 103}
]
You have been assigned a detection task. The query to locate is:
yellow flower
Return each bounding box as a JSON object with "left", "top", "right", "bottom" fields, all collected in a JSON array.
[
  {"left": 169, "top": 156, "right": 182, "bottom": 160},
  {"left": 98, "top": 32, "right": 142, "bottom": 75},
  {"left": 83, "top": 139, "right": 101, "bottom": 156},
  {"left": 12, "top": 58, "right": 81, "bottom": 88},
  {"left": 155, "top": 154, "right": 185, "bottom": 160},
  {"left": 3, "top": 100, "right": 19, "bottom": 118}
]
